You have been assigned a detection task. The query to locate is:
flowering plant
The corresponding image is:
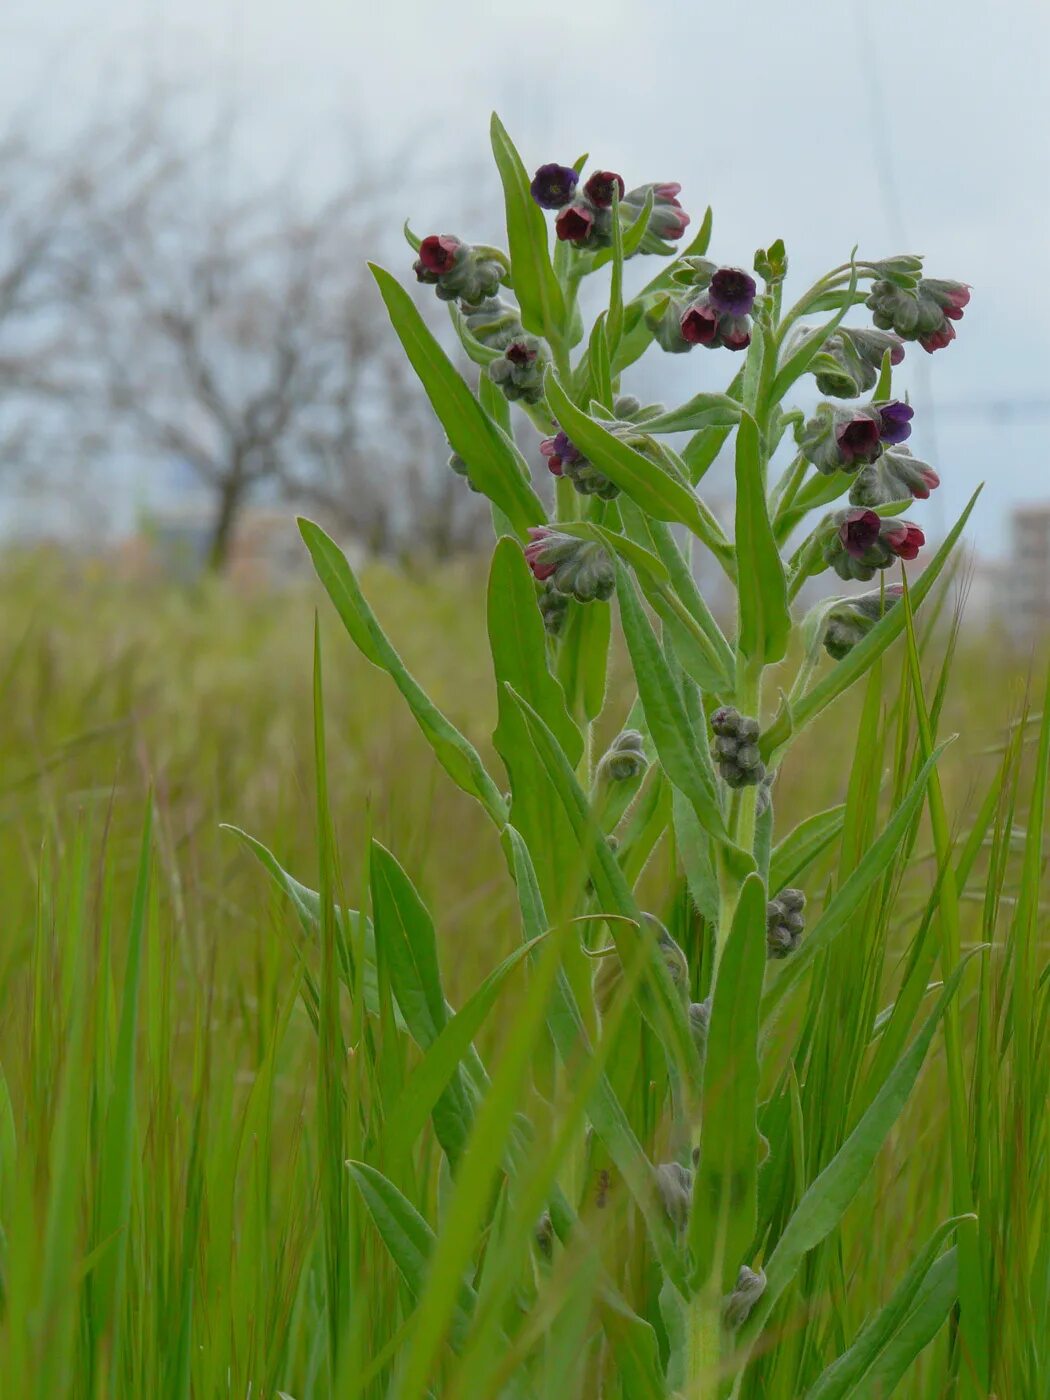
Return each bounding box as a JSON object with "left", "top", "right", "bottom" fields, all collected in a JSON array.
[{"left": 241, "top": 116, "right": 986, "bottom": 1395}]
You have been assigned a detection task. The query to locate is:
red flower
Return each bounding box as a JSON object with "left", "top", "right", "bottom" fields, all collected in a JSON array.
[
  {"left": 416, "top": 234, "right": 460, "bottom": 275},
  {"left": 681, "top": 300, "right": 720, "bottom": 345},
  {"left": 524, "top": 527, "right": 557, "bottom": 581},
  {"left": 884, "top": 521, "right": 925, "bottom": 560},
  {"left": 555, "top": 205, "right": 594, "bottom": 243},
  {"left": 584, "top": 170, "right": 625, "bottom": 208}
]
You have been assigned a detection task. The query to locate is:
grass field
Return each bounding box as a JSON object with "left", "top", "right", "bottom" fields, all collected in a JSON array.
[{"left": 0, "top": 550, "right": 1046, "bottom": 1397}]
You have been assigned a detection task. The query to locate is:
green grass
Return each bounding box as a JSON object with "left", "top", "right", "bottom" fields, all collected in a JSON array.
[{"left": 0, "top": 553, "right": 1046, "bottom": 1397}]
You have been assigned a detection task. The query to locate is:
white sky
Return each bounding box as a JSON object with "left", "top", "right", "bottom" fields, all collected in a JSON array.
[{"left": 2, "top": 0, "right": 1048, "bottom": 553}]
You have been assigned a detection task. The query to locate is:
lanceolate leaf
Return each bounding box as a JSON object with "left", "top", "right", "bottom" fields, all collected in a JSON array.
[
  {"left": 770, "top": 260, "right": 859, "bottom": 403},
  {"left": 369, "top": 263, "right": 544, "bottom": 537},
  {"left": 855, "top": 1249, "right": 959, "bottom": 1399},
  {"left": 769, "top": 805, "right": 846, "bottom": 892},
  {"left": 299, "top": 518, "right": 509, "bottom": 827},
  {"left": 689, "top": 873, "right": 768, "bottom": 1292},
  {"left": 489, "top": 113, "right": 565, "bottom": 343},
  {"left": 735, "top": 411, "right": 791, "bottom": 664}
]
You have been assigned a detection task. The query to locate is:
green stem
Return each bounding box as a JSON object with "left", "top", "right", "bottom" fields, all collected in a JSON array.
[{"left": 684, "top": 1288, "right": 722, "bottom": 1396}]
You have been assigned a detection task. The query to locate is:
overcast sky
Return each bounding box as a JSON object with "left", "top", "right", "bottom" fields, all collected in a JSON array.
[{"left": 2, "top": 0, "right": 1048, "bottom": 553}]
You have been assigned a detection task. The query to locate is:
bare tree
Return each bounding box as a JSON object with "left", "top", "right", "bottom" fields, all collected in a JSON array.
[{"left": 61, "top": 94, "right": 487, "bottom": 568}]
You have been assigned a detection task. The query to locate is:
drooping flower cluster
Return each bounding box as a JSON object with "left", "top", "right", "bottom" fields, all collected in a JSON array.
[
  {"left": 529, "top": 162, "right": 689, "bottom": 254},
  {"left": 867, "top": 277, "right": 971, "bottom": 353},
  {"left": 647, "top": 260, "right": 757, "bottom": 353},
  {"left": 710, "top": 707, "right": 766, "bottom": 788},
  {"left": 413, "top": 235, "right": 504, "bottom": 305},
  {"left": 488, "top": 336, "right": 550, "bottom": 404},
  {"left": 766, "top": 888, "right": 806, "bottom": 959},
  {"left": 850, "top": 447, "right": 940, "bottom": 508},
  {"left": 823, "top": 585, "right": 904, "bottom": 659},
  {"left": 824, "top": 509, "right": 925, "bottom": 582},
  {"left": 800, "top": 399, "right": 914, "bottom": 474},
  {"left": 811, "top": 326, "right": 906, "bottom": 398},
  {"left": 524, "top": 528, "right": 615, "bottom": 603}
]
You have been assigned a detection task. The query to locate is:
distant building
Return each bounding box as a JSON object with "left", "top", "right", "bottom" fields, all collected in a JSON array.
[{"left": 1007, "top": 505, "right": 1050, "bottom": 638}]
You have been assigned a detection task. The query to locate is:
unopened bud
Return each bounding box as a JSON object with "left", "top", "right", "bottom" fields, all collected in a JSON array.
[
  {"left": 823, "top": 585, "right": 903, "bottom": 659},
  {"left": 447, "top": 448, "right": 482, "bottom": 494},
  {"left": 488, "top": 336, "right": 550, "bottom": 405},
  {"left": 540, "top": 429, "right": 619, "bottom": 500},
  {"left": 537, "top": 581, "right": 570, "bottom": 637},
  {"left": 810, "top": 326, "right": 906, "bottom": 399},
  {"left": 723, "top": 1265, "right": 766, "bottom": 1329},
  {"left": 689, "top": 997, "right": 712, "bottom": 1057},
  {"left": 766, "top": 888, "right": 806, "bottom": 959},
  {"left": 710, "top": 707, "right": 766, "bottom": 788},
  {"left": 655, "top": 1161, "right": 692, "bottom": 1232},
  {"left": 867, "top": 276, "right": 970, "bottom": 353},
  {"left": 754, "top": 238, "right": 788, "bottom": 285},
  {"left": 850, "top": 445, "right": 939, "bottom": 508},
  {"left": 533, "top": 1210, "right": 555, "bottom": 1258},
  {"left": 523, "top": 528, "right": 615, "bottom": 603},
  {"left": 598, "top": 729, "right": 648, "bottom": 783},
  {"left": 622, "top": 181, "right": 690, "bottom": 254}
]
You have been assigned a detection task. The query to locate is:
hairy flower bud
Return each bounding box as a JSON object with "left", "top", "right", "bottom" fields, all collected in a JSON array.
[
  {"left": 642, "top": 913, "right": 689, "bottom": 992},
  {"left": 523, "top": 528, "right": 615, "bottom": 603},
  {"left": 530, "top": 162, "right": 579, "bottom": 210},
  {"left": 413, "top": 235, "right": 504, "bottom": 305},
  {"left": 689, "top": 997, "right": 712, "bottom": 1058},
  {"left": 540, "top": 428, "right": 619, "bottom": 500},
  {"left": 537, "top": 582, "right": 570, "bottom": 636},
  {"left": 622, "top": 181, "right": 690, "bottom": 254},
  {"left": 766, "top": 888, "right": 806, "bottom": 959},
  {"left": 823, "top": 585, "right": 903, "bottom": 659},
  {"left": 723, "top": 1265, "right": 767, "bottom": 1329},
  {"left": 598, "top": 729, "right": 648, "bottom": 783},
  {"left": 824, "top": 509, "right": 925, "bottom": 581},
  {"left": 850, "top": 445, "right": 940, "bottom": 508},
  {"left": 461, "top": 296, "right": 523, "bottom": 350},
  {"left": 488, "top": 336, "right": 550, "bottom": 404},
  {"left": 655, "top": 1161, "right": 692, "bottom": 1232},
  {"left": 867, "top": 276, "right": 971, "bottom": 353},
  {"left": 811, "top": 326, "right": 906, "bottom": 398},
  {"left": 447, "top": 448, "right": 481, "bottom": 493},
  {"left": 710, "top": 707, "right": 766, "bottom": 788},
  {"left": 533, "top": 1210, "right": 554, "bottom": 1259}
]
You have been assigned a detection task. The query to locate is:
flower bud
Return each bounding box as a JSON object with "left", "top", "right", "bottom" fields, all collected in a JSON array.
[
  {"left": 811, "top": 326, "right": 906, "bottom": 399},
  {"left": 540, "top": 429, "right": 619, "bottom": 500},
  {"left": 413, "top": 235, "right": 504, "bottom": 305},
  {"left": 523, "top": 528, "right": 615, "bottom": 603},
  {"left": 537, "top": 582, "right": 570, "bottom": 637},
  {"left": 529, "top": 162, "right": 579, "bottom": 210},
  {"left": 723, "top": 1265, "right": 767, "bottom": 1329},
  {"left": 823, "top": 585, "right": 903, "bottom": 659},
  {"left": 447, "top": 448, "right": 482, "bottom": 494},
  {"left": 710, "top": 707, "right": 766, "bottom": 788},
  {"left": 689, "top": 997, "right": 712, "bottom": 1058},
  {"left": 598, "top": 729, "right": 648, "bottom": 783},
  {"left": 867, "top": 277, "right": 971, "bottom": 354},
  {"left": 461, "top": 296, "right": 523, "bottom": 350},
  {"left": 533, "top": 1210, "right": 554, "bottom": 1259},
  {"left": 643, "top": 913, "right": 689, "bottom": 992},
  {"left": 867, "top": 253, "right": 925, "bottom": 286},
  {"left": 655, "top": 1161, "right": 692, "bottom": 1232},
  {"left": 824, "top": 509, "right": 925, "bottom": 581},
  {"left": 584, "top": 170, "right": 625, "bottom": 208},
  {"left": 622, "top": 181, "right": 690, "bottom": 254},
  {"left": 488, "top": 336, "right": 550, "bottom": 405},
  {"left": 766, "top": 888, "right": 806, "bottom": 959},
  {"left": 849, "top": 445, "right": 939, "bottom": 508},
  {"left": 754, "top": 239, "right": 788, "bottom": 285}
]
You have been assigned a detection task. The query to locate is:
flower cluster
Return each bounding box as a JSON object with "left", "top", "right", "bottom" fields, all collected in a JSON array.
[
  {"left": 823, "top": 585, "right": 904, "bottom": 659},
  {"left": 648, "top": 261, "right": 757, "bottom": 354},
  {"left": 413, "top": 234, "right": 504, "bottom": 305},
  {"left": 800, "top": 399, "right": 914, "bottom": 474},
  {"left": 811, "top": 326, "right": 906, "bottom": 398},
  {"left": 824, "top": 509, "right": 924, "bottom": 582},
  {"left": 488, "top": 335, "right": 549, "bottom": 404},
  {"left": 710, "top": 707, "right": 766, "bottom": 788},
  {"left": 766, "top": 888, "right": 806, "bottom": 959},
  {"left": 530, "top": 162, "right": 689, "bottom": 254},
  {"left": 867, "top": 277, "right": 971, "bottom": 353},
  {"left": 524, "top": 528, "right": 615, "bottom": 603},
  {"left": 540, "top": 430, "right": 619, "bottom": 500},
  {"left": 724, "top": 1266, "right": 767, "bottom": 1329},
  {"left": 850, "top": 446, "right": 940, "bottom": 508},
  {"left": 598, "top": 730, "right": 648, "bottom": 783}
]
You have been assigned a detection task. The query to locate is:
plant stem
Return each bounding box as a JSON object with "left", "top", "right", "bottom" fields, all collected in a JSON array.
[{"left": 684, "top": 1287, "right": 722, "bottom": 1395}]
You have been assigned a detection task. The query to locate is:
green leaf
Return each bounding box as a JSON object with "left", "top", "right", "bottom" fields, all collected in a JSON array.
[
  {"left": 786, "top": 489, "right": 981, "bottom": 743},
  {"left": 546, "top": 371, "right": 721, "bottom": 542},
  {"left": 762, "top": 746, "right": 948, "bottom": 1024},
  {"left": 347, "top": 1161, "right": 477, "bottom": 1348},
  {"left": 855, "top": 1249, "right": 959, "bottom": 1399},
  {"left": 489, "top": 113, "right": 565, "bottom": 342},
  {"left": 299, "top": 518, "right": 509, "bottom": 826},
  {"left": 805, "top": 1217, "right": 968, "bottom": 1399},
  {"left": 770, "top": 260, "right": 859, "bottom": 403},
  {"left": 615, "top": 562, "right": 740, "bottom": 855},
  {"left": 769, "top": 805, "right": 846, "bottom": 892},
  {"left": 556, "top": 592, "right": 611, "bottom": 724},
  {"left": 689, "top": 873, "right": 767, "bottom": 1292},
  {"left": 634, "top": 393, "right": 741, "bottom": 436},
  {"left": 368, "top": 263, "right": 545, "bottom": 537},
  {"left": 735, "top": 411, "right": 791, "bottom": 664},
  {"left": 739, "top": 958, "right": 972, "bottom": 1353}
]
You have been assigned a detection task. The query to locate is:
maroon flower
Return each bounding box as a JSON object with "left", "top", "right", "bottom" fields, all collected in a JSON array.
[
  {"left": 876, "top": 399, "right": 914, "bottom": 445},
  {"left": 919, "top": 322, "right": 956, "bottom": 354},
  {"left": 416, "top": 234, "right": 460, "bottom": 275},
  {"left": 530, "top": 163, "right": 579, "bottom": 210},
  {"left": 836, "top": 415, "right": 884, "bottom": 466},
  {"left": 719, "top": 315, "right": 752, "bottom": 352},
  {"left": 681, "top": 300, "right": 720, "bottom": 345},
  {"left": 506, "top": 341, "right": 537, "bottom": 367},
  {"left": 651, "top": 183, "right": 689, "bottom": 239},
  {"left": 555, "top": 204, "right": 595, "bottom": 243},
  {"left": 539, "top": 431, "right": 582, "bottom": 477},
  {"left": 524, "top": 527, "right": 557, "bottom": 581},
  {"left": 883, "top": 520, "right": 925, "bottom": 560},
  {"left": 914, "top": 465, "right": 940, "bottom": 498},
  {"left": 840, "top": 509, "right": 882, "bottom": 558},
  {"left": 584, "top": 170, "right": 625, "bottom": 208},
  {"left": 926, "top": 279, "right": 971, "bottom": 320},
  {"left": 708, "top": 267, "right": 757, "bottom": 317}
]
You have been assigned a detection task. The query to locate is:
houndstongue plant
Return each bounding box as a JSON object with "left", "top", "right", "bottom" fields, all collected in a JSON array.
[{"left": 245, "top": 116, "right": 984, "bottom": 1395}]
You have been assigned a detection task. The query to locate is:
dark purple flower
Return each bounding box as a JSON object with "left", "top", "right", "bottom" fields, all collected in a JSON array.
[
  {"left": 708, "top": 267, "right": 757, "bottom": 317},
  {"left": 530, "top": 163, "right": 579, "bottom": 210},
  {"left": 919, "top": 322, "right": 956, "bottom": 354},
  {"left": 883, "top": 520, "right": 925, "bottom": 560},
  {"left": 524, "top": 527, "right": 557, "bottom": 581},
  {"left": 840, "top": 509, "right": 882, "bottom": 558},
  {"left": 836, "top": 415, "right": 883, "bottom": 466},
  {"left": 539, "top": 431, "right": 582, "bottom": 477},
  {"left": 584, "top": 170, "right": 625, "bottom": 208},
  {"left": 506, "top": 341, "right": 537, "bottom": 367},
  {"left": 680, "top": 300, "right": 720, "bottom": 346},
  {"left": 555, "top": 204, "right": 595, "bottom": 243},
  {"left": 416, "top": 234, "right": 460, "bottom": 275},
  {"left": 876, "top": 400, "right": 914, "bottom": 445}
]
